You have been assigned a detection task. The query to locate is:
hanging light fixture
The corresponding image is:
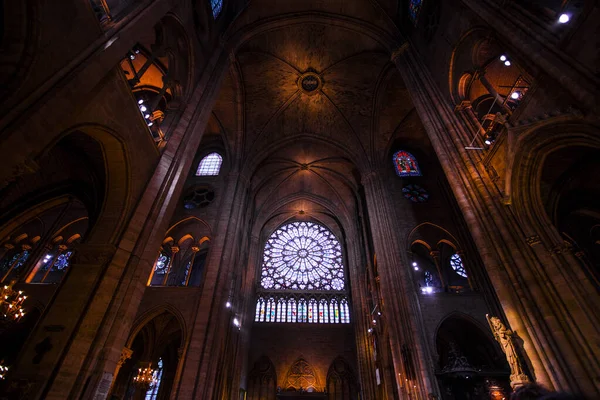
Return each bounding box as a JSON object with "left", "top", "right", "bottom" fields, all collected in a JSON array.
[
  {"left": 0, "top": 281, "right": 27, "bottom": 323},
  {"left": 133, "top": 362, "right": 157, "bottom": 390},
  {"left": 0, "top": 363, "right": 8, "bottom": 380}
]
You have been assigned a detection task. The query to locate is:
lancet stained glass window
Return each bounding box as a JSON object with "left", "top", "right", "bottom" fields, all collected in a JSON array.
[
  {"left": 196, "top": 153, "right": 223, "bottom": 176},
  {"left": 211, "top": 0, "right": 223, "bottom": 18},
  {"left": 450, "top": 253, "right": 467, "bottom": 278},
  {"left": 409, "top": 0, "right": 423, "bottom": 23},
  {"left": 260, "top": 221, "right": 345, "bottom": 291},
  {"left": 393, "top": 150, "right": 422, "bottom": 177}
]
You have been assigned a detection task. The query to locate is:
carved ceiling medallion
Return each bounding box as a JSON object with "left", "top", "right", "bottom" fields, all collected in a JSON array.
[{"left": 298, "top": 72, "right": 322, "bottom": 95}]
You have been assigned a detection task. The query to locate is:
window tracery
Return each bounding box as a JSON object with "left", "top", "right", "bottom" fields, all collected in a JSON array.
[
  {"left": 30, "top": 246, "right": 75, "bottom": 284},
  {"left": 211, "top": 0, "right": 223, "bottom": 18},
  {"left": 393, "top": 151, "right": 422, "bottom": 177},
  {"left": 409, "top": 0, "right": 423, "bottom": 23},
  {"left": 255, "top": 221, "right": 350, "bottom": 324},
  {"left": 450, "top": 253, "right": 467, "bottom": 278},
  {"left": 260, "top": 221, "right": 345, "bottom": 291},
  {"left": 196, "top": 153, "right": 223, "bottom": 176}
]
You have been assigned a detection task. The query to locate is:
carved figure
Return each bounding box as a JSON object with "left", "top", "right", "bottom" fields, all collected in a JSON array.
[{"left": 487, "top": 315, "right": 530, "bottom": 387}]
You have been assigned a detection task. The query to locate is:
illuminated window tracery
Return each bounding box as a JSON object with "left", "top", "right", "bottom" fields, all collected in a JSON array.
[
  {"left": 409, "top": 0, "right": 423, "bottom": 23},
  {"left": 211, "top": 0, "right": 223, "bottom": 18},
  {"left": 196, "top": 153, "right": 223, "bottom": 176},
  {"left": 260, "top": 222, "right": 345, "bottom": 291},
  {"left": 255, "top": 221, "right": 350, "bottom": 324},
  {"left": 450, "top": 253, "right": 467, "bottom": 278},
  {"left": 393, "top": 151, "right": 422, "bottom": 177}
]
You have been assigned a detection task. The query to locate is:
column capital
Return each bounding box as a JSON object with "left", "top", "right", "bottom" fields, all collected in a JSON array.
[
  {"left": 390, "top": 42, "right": 410, "bottom": 62},
  {"left": 117, "top": 347, "right": 133, "bottom": 368}
]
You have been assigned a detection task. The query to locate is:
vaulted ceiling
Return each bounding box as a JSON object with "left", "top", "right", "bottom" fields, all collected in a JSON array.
[{"left": 210, "top": 0, "right": 420, "bottom": 232}]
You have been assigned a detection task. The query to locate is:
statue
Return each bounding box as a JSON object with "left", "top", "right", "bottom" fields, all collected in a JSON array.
[{"left": 487, "top": 314, "right": 530, "bottom": 388}]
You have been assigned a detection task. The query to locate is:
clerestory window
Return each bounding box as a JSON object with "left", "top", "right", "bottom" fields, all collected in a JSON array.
[{"left": 196, "top": 153, "right": 223, "bottom": 176}]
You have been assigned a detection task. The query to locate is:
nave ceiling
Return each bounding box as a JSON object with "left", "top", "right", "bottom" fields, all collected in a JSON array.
[{"left": 208, "top": 0, "right": 422, "bottom": 228}]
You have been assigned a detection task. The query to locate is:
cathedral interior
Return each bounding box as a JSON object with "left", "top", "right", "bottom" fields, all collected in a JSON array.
[{"left": 0, "top": 0, "right": 598, "bottom": 399}]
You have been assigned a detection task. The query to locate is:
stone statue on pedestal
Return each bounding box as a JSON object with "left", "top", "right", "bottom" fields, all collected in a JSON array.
[{"left": 487, "top": 314, "right": 530, "bottom": 388}]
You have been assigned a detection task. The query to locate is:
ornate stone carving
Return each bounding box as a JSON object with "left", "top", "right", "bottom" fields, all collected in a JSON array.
[
  {"left": 487, "top": 315, "right": 530, "bottom": 388},
  {"left": 118, "top": 347, "right": 133, "bottom": 367},
  {"left": 297, "top": 71, "right": 322, "bottom": 95},
  {"left": 525, "top": 235, "right": 541, "bottom": 246}
]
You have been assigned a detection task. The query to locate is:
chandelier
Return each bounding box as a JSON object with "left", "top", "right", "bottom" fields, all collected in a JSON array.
[
  {"left": 0, "top": 281, "right": 26, "bottom": 323},
  {"left": 0, "top": 363, "right": 8, "bottom": 380},
  {"left": 133, "top": 362, "right": 157, "bottom": 389}
]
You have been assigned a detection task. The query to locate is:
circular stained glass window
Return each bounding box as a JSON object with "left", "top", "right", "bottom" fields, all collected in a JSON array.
[
  {"left": 402, "top": 184, "right": 429, "bottom": 203},
  {"left": 261, "top": 221, "right": 345, "bottom": 291},
  {"left": 450, "top": 253, "right": 467, "bottom": 278},
  {"left": 183, "top": 187, "right": 215, "bottom": 209}
]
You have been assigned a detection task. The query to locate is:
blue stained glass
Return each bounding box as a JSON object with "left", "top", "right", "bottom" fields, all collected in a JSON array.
[
  {"left": 144, "top": 358, "right": 163, "bottom": 400},
  {"left": 450, "top": 254, "right": 467, "bottom": 278},
  {"left": 425, "top": 270, "right": 433, "bottom": 286},
  {"left": 393, "top": 150, "right": 422, "bottom": 177},
  {"left": 154, "top": 253, "right": 169, "bottom": 274},
  {"left": 0, "top": 250, "right": 30, "bottom": 275},
  {"left": 52, "top": 251, "right": 72, "bottom": 271},
  {"left": 409, "top": 0, "right": 423, "bottom": 23},
  {"left": 211, "top": 0, "right": 223, "bottom": 19}
]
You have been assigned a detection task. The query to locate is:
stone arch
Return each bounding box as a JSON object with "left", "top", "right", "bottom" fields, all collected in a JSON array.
[
  {"left": 247, "top": 356, "right": 277, "bottom": 400},
  {"left": 284, "top": 357, "right": 320, "bottom": 391},
  {"left": 112, "top": 308, "right": 185, "bottom": 400},
  {"left": 510, "top": 120, "right": 600, "bottom": 245},
  {"left": 33, "top": 125, "right": 131, "bottom": 245},
  {"left": 326, "top": 356, "right": 359, "bottom": 400},
  {"left": 434, "top": 313, "right": 510, "bottom": 397}
]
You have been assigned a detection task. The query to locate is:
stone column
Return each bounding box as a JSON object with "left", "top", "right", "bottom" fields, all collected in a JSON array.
[
  {"left": 428, "top": 250, "right": 446, "bottom": 288},
  {"left": 391, "top": 43, "right": 600, "bottom": 397},
  {"left": 174, "top": 171, "right": 251, "bottom": 399},
  {"left": 362, "top": 170, "right": 439, "bottom": 400}
]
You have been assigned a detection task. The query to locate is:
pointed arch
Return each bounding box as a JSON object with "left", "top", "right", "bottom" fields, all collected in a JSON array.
[{"left": 327, "top": 357, "right": 358, "bottom": 400}]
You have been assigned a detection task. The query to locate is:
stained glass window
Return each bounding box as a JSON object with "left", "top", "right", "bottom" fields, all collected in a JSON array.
[
  {"left": 288, "top": 298, "right": 296, "bottom": 322},
  {"left": 450, "top": 254, "right": 467, "bottom": 278},
  {"left": 402, "top": 184, "right": 429, "bottom": 203},
  {"left": 256, "top": 221, "right": 350, "bottom": 325},
  {"left": 149, "top": 251, "right": 171, "bottom": 286},
  {"left": 393, "top": 150, "right": 421, "bottom": 177},
  {"left": 52, "top": 251, "right": 72, "bottom": 271},
  {"left": 211, "top": 0, "right": 223, "bottom": 19},
  {"left": 424, "top": 270, "right": 433, "bottom": 286},
  {"left": 308, "top": 299, "right": 317, "bottom": 323},
  {"left": 196, "top": 153, "right": 222, "bottom": 176},
  {"left": 409, "top": 0, "right": 423, "bottom": 23},
  {"left": 260, "top": 221, "right": 345, "bottom": 291},
  {"left": 298, "top": 298, "right": 307, "bottom": 323},
  {"left": 319, "top": 299, "right": 328, "bottom": 323},
  {"left": 277, "top": 298, "right": 286, "bottom": 322},
  {"left": 340, "top": 298, "right": 350, "bottom": 324},
  {"left": 255, "top": 298, "right": 263, "bottom": 321},
  {"left": 144, "top": 358, "right": 163, "bottom": 400},
  {"left": 0, "top": 250, "right": 30, "bottom": 282}
]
